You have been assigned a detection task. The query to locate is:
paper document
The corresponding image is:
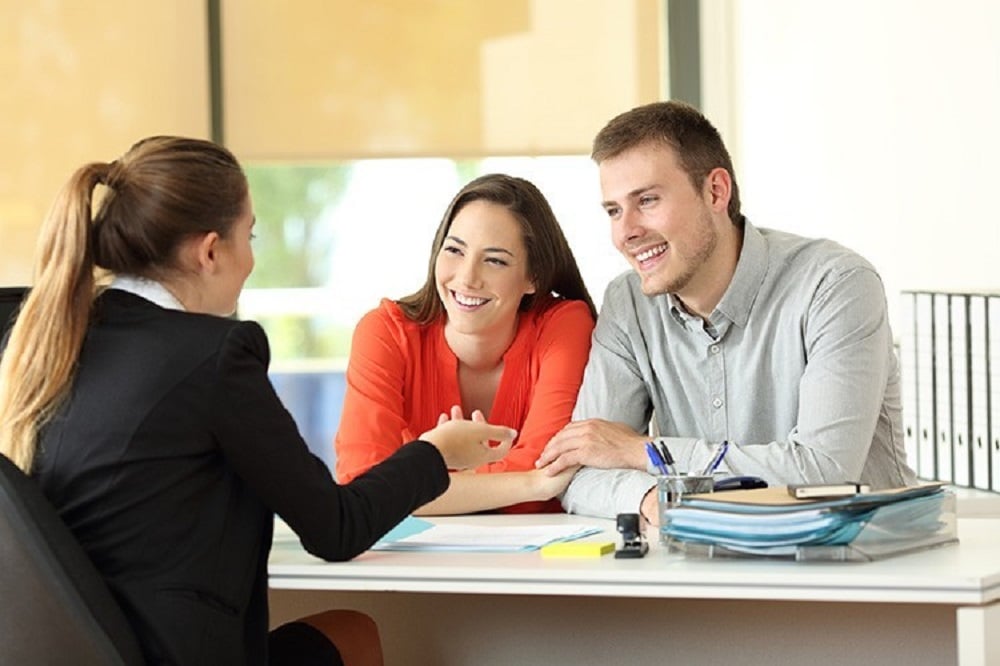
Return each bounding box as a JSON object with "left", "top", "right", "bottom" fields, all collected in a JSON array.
[
  {"left": 372, "top": 516, "right": 602, "bottom": 552},
  {"left": 663, "top": 486, "right": 949, "bottom": 556}
]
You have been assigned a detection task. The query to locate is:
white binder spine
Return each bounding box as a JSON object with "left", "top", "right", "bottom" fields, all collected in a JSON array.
[
  {"left": 987, "top": 296, "right": 1000, "bottom": 490},
  {"left": 950, "top": 294, "right": 970, "bottom": 487},
  {"left": 969, "top": 295, "right": 990, "bottom": 490},
  {"left": 915, "top": 292, "right": 937, "bottom": 480},
  {"left": 933, "top": 293, "right": 953, "bottom": 483}
]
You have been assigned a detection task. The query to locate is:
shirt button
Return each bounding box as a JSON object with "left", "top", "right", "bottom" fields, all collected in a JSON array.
[
  {"left": 712, "top": 397, "right": 723, "bottom": 408},
  {"left": 710, "top": 345, "right": 720, "bottom": 354}
]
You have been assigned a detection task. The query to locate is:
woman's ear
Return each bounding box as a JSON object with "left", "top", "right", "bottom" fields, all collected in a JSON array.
[{"left": 191, "top": 231, "right": 222, "bottom": 274}]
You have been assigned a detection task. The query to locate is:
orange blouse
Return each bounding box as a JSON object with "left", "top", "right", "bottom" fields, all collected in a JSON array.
[{"left": 334, "top": 298, "right": 594, "bottom": 513}]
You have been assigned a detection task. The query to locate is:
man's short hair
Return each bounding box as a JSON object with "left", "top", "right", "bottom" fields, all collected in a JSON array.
[{"left": 592, "top": 101, "right": 743, "bottom": 224}]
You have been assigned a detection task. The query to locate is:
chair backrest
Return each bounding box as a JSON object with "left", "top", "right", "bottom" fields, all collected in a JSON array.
[
  {"left": 0, "top": 454, "right": 146, "bottom": 665},
  {"left": 0, "top": 287, "right": 28, "bottom": 340}
]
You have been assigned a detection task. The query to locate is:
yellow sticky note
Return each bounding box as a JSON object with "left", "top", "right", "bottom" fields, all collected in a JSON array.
[{"left": 540, "top": 541, "right": 615, "bottom": 558}]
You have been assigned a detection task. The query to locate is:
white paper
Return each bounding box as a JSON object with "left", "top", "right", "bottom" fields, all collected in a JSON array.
[{"left": 372, "top": 522, "right": 602, "bottom": 552}]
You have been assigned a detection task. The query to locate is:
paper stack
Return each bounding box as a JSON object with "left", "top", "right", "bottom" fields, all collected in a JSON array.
[{"left": 661, "top": 483, "right": 957, "bottom": 561}]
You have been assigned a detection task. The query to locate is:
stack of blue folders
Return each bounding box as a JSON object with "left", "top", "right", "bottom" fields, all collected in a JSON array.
[{"left": 662, "top": 483, "right": 952, "bottom": 558}]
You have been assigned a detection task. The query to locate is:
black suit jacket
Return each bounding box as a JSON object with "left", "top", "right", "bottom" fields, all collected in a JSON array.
[{"left": 34, "top": 290, "right": 448, "bottom": 665}]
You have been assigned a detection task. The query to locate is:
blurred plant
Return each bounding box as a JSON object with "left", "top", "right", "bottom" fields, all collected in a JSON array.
[
  {"left": 243, "top": 164, "right": 352, "bottom": 359},
  {"left": 244, "top": 164, "right": 352, "bottom": 288}
]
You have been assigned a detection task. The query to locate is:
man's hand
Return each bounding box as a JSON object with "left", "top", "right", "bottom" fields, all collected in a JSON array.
[{"left": 535, "top": 419, "right": 648, "bottom": 475}]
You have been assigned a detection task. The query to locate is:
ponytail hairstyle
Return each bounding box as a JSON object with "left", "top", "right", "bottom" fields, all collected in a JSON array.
[
  {"left": 397, "top": 173, "right": 597, "bottom": 325},
  {"left": 0, "top": 136, "right": 247, "bottom": 472}
]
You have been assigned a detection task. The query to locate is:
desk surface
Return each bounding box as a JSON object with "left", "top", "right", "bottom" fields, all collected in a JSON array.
[
  {"left": 950, "top": 484, "right": 1000, "bottom": 517},
  {"left": 269, "top": 514, "right": 1000, "bottom": 606}
]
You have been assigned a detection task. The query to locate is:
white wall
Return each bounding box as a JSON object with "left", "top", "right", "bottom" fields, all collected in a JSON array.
[{"left": 701, "top": 0, "right": 1000, "bottom": 332}]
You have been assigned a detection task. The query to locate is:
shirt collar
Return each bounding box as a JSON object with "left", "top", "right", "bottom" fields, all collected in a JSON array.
[
  {"left": 715, "top": 219, "right": 768, "bottom": 329},
  {"left": 666, "top": 219, "right": 768, "bottom": 331},
  {"left": 109, "top": 275, "right": 186, "bottom": 312}
]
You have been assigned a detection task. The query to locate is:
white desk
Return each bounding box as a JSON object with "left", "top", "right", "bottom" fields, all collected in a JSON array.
[
  {"left": 951, "top": 485, "right": 1000, "bottom": 518},
  {"left": 269, "top": 515, "right": 1000, "bottom": 666}
]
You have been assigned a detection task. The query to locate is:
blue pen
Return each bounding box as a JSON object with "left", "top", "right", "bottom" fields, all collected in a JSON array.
[
  {"left": 702, "top": 440, "right": 730, "bottom": 475},
  {"left": 644, "top": 442, "right": 669, "bottom": 475}
]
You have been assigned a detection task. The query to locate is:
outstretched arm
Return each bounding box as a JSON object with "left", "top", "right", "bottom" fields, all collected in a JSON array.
[
  {"left": 415, "top": 468, "right": 578, "bottom": 515},
  {"left": 415, "top": 407, "right": 577, "bottom": 515}
]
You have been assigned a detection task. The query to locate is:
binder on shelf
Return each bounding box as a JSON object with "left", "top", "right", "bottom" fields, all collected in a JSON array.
[
  {"left": 969, "top": 295, "right": 991, "bottom": 491},
  {"left": 899, "top": 292, "right": 920, "bottom": 473},
  {"left": 988, "top": 296, "right": 1000, "bottom": 490},
  {"left": 933, "top": 293, "right": 953, "bottom": 484},
  {"left": 950, "top": 294, "right": 971, "bottom": 487},
  {"left": 914, "top": 292, "right": 937, "bottom": 480}
]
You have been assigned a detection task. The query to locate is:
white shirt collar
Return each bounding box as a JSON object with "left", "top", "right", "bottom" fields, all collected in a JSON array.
[{"left": 110, "top": 275, "right": 186, "bottom": 312}]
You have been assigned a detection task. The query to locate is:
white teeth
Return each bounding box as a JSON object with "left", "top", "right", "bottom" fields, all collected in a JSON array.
[
  {"left": 454, "top": 292, "right": 488, "bottom": 307},
  {"left": 635, "top": 244, "right": 667, "bottom": 262}
]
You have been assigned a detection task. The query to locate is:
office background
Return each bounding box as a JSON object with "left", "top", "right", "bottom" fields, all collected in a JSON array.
[{"left": 3, "top": 0, "right": 999, "bottom": 466}]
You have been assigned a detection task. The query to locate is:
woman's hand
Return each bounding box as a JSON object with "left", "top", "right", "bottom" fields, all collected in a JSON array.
[
  {"left": 420, "top": 405, "right": 516, "bottom": 471},
  {"left": 529, "top": 465, "right": 579, "bottom": 501}
]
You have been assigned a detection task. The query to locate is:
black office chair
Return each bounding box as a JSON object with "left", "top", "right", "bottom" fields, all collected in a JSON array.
[
  {"left": 0, "top": 453, "right": 146, "bottom": 665},
  {"left": 0, "top": 286, "right": 29, "bottom": 341}
]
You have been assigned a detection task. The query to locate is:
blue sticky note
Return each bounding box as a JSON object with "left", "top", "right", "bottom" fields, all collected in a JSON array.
[{"left": 378, "top": 515, "right": 434, "bottom": 544}]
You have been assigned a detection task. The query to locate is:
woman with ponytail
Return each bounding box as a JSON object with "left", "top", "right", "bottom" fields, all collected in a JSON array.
[
  {"left": 335, "top": 173, "right": 597, "bottom": 514},
  {"left": 0, "top": 137, "right": 517, "bottom": 666}
]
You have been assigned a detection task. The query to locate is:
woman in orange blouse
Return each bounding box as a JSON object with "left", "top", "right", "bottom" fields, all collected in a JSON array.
[{"left": 335, "top": 174, "right": 597, "bottom": 513}]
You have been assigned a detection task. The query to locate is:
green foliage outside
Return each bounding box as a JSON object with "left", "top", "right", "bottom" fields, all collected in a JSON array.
[
  {"left": 243, "top": 164, "right": 354, "bottom": 361},
  {"left": 245, "top": 164, "right": 350, "bottom": 288},
  {"left": 241, "top": 159, "right": 484, "bottom": 362}
]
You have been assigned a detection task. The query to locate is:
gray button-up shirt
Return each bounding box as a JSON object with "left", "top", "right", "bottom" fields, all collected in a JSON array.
[{"left": 562, "top": 221, "right": 916, "bottom": 518}]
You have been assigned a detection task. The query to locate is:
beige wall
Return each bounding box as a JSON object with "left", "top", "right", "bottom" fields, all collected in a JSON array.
[
  {"left": 1, "top": 0, "right": 661, "bottom": 285},
  {"left": 0, "top": 1, "right": 210, "bottom": 285},
  {"left": 222, "top": 0, "right": 661, "bottom": 159}
]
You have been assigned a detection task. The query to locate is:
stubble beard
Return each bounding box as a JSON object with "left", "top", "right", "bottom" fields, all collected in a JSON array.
[{"left": 640, "top": 211, "right": 719, "bottom": 297}]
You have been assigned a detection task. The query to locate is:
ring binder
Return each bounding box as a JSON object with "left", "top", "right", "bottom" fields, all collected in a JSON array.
[{"left": 902, "top": 289, "right": 1000, "bottom": 492}]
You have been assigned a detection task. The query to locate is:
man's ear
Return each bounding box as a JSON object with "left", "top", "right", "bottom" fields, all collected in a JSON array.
[
  {"left": 704, "top": 167, "right": 732, "bottom": 213},
  {"left": 192, "top": 232, "right": 222, "bottom": 274}
]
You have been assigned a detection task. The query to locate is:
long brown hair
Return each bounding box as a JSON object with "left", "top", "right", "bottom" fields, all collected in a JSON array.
[
  {"left": 397, "top": 173, "right": 596, "bottom": 324},
  {"left": 0, "top": 136, "right": 247, "bottom": 472}
]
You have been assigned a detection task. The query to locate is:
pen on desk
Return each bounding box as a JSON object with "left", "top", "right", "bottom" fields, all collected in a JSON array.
[
  {"left": 656, "top": 442, "right": 677, "bottom": 476},
  {"left": 702, "top": 440, "right": 730, "bottom": 475},
  {"left": 644, "top": 442, "right": 669, "bottom": 475}
]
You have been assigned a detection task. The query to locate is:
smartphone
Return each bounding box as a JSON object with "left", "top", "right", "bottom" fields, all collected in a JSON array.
[{"left": 787, "top": 482, "right": 871, "bottom": 499}]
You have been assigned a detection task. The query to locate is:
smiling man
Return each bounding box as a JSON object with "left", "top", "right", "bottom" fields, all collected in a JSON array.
[{"left": 536, "top": 101, "right": 916, "bottom": 522}]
